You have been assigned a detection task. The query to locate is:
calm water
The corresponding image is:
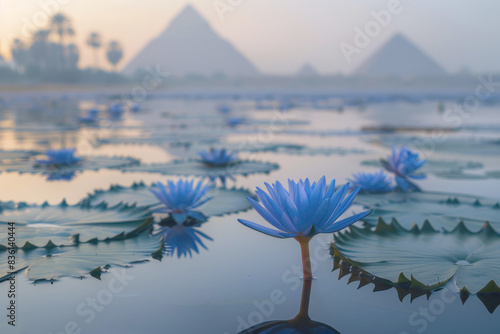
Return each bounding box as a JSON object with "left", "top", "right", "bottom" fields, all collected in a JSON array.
[{"left": 0, "top": 90, "right": 499, "bottom": 333}]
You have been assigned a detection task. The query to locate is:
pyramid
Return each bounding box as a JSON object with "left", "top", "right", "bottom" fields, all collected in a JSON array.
[
  {"left": 354, "top": 34, "right": 446, "bottom": 77},
  {"left": 296, "top": 63, "right": 319, "bottom": 77},
  {"left": 123, "top": 5, "right": 259, "bottom": 77}
]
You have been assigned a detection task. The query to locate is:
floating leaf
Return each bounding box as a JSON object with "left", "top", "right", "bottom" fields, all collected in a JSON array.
[
  {"left": 362, "top": 159, "right": 485, "bottom": 180},
  {"left": 0, "top": 155, "right": 139, "bottom": 174},
  {"left": 367, "top": 134, "right": 500, "bottom": 156},
  {"left": 98, "top": 132, "right": 221, "bottom": 146},
  {"left": 0, "top": 248, "right": 62, "bottom": 282},
  {"left": 174, "top": 142, "right": 366, "bottom": 157},
  {"left": 356, "top": 191, "right": 500, "bottom": 232},
  {"left": 0, "top": 202, "right": 152, "bottom": 248},
  {"left": 331, "top": 219, "right": 500, "bottom": 297},
  {"left": 84, "top": 182, "right": 254, "bottom": 217},
  {"left": 26, "top": 231, "right": 164, "bottom": 281},
  {"left": 118, "top": 159, "right": 279, "bottom": 177}
]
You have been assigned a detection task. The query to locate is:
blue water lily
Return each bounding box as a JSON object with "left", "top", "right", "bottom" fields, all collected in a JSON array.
[
  {"left": 130, "top": 103, "right": 140, "bottom": 112},
  {"left": 149, "top": 179, "right": 214, "bottom": 224},
  {"left": 237, "top": 176, "right": 372, "bottom": 279},
  {"left": 381, "top": 146, "right": 426, "bottom": 191},
  {"left": 348, "top": 170, "right": 393, "bottom": 193},
  {"left": 198, "top": 148, "right": 239, "bottom": 167},
  {"left": 108, "top": 103, "right": 124, "bottom": 118},
  {"left": 36, "top": 148, "right": 82, "bottom": 167}
]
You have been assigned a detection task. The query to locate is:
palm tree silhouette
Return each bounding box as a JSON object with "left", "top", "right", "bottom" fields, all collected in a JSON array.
[
  {"left": 106, "top": 41, "right": 123, "bottom": 71},
  {"left": 31, "top": 29, "right": 50, "bottom": 69},
  {"left": 67, "top": 44, "right": 80, "bottom": 69},
  {"left": 86, "top": 32, "right": 102, "bottom": 69},
  {"left": 50, "top": 13, "right": 74, "bottom": 69},
  {"left": 11, "top": 39, "right": 29, "bottom": 72}
]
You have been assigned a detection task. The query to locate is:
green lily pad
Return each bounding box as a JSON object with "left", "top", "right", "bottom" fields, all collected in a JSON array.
[
  {"left": 98, "top": 132, "right": 221, "bottom": 146},
  {"left": 0, "top": 155, "right": 139, "bottom": 174},
  {"left": 26, "top": 231, "right": 164, "bottom": 281},
  {"left": 331, "top": 219, "right": 500, "bottom": 296},
  {"left": 368, "top": 134, "right": 500, "bottom": 156},
  {"left": 176, "top": 142, "right": 366, "bottom": 157},
  {"left": 362, "top": 159, "right": 484, "bottom": 180},
  {"left": 84, "top": 182, "right": 254, "bottom": 217},
  {"left": 356, "top": 191, "right": 500, "bottom": 232},
  {"left": 0, "top": 201, "right": 152, "bottom": 248},
  {"left": 0, "top": 248, "right": 63, "bottom": 282},
  {"left": 118, "top": 159, "right": 279, "bottom": 177}
]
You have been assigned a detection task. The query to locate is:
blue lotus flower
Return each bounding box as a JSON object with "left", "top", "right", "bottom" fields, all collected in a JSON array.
[
  {"left": 198, "top": 148, "right": 239, "bottom": 166},
  {"left": 237, "top": 177, "right": 372, "bottom": 279},
  {"left": 239, "top": 177, "right": 372, "bottom": 239},
  {"left": 108, "top": 103, "right": 124, "bottom": 118},
  {"left": 149, "top": 179, "right": 214, "bottom": 224},
  {"left": 217, "top": 105, "right": 231, "bottom": 114},
  {"left": 347, "top": 170, "right": 393, "bottom": 193},
  {"left": 130, "top": 103, "right": 140, "bottom": 112},
  {"left": 36, "top": 149, "right": 82, "bottom": 167},
  {"left": 381, "top": 146, "right": 426, "bottom": 191},
  {"left": 155, "top": 224, "right": 213, "bottom": 258},
  {"left": 227, "top": 117, "right": 244, "bottom": 127}
]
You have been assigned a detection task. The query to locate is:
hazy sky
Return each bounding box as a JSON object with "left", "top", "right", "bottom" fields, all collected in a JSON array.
[{"left": 1, "top": 0, "right": 499, "bottom": 74}]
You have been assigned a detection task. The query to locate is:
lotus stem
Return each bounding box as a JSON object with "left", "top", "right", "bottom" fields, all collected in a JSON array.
[{"left": 296, "top": 236, "right": 313, "bottom": 280}]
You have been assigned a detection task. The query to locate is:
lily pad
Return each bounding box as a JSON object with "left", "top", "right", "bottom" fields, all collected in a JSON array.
[
  {"left": 331, "top": 219, "right": 500, "bottom": 296},
  {"left": 26, "top": 231, "right": 164, "bottom": 281},
  {"left": 118, "top": 159, "right": 279, "bottom": 177},
  {"left": 0, "top": 155, "right": 139, "bottom": 174},
  {"left": 84, "top": 182, "right": 254, "bottom": 217},
  {"left": 367, "top": 134, "right": 500, "bottom": 156},
  {"left": 97, "top": 132, "right": 221, "bottom": 146},
  {"left": 362, "top": 159, "right": 484, "bottom": 180},
  {"left": 0, "top": 248, "right": 62, "bottom": 282},
  {"left": 175, "top": 142, "right": 366, "bottom": 157},
  {"left": 356, "top": 191, "right": 500, "bottom": 232},
  {"left": 0, "top": 201, "right": 152, "bottom": 248}
]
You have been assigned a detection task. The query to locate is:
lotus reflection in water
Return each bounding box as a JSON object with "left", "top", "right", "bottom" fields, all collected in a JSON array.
[{"left": 239, "top": 279, "right": 340, "bottom": 333}]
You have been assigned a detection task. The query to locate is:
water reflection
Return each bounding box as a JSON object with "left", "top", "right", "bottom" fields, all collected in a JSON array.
[
  {"left": 332, "top": 256, "right": 500, "bottom": 314},
  {"left": 45, "top": 170, "right": 77, "bottom": 181},
  {"left": 154, "top": 218, "right": 213, "bottom": 258},
  {"left": 239, "top": 279, "right": 340, "bottom": 334}
]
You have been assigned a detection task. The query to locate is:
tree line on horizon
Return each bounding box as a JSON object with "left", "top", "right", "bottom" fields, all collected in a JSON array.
[{"left": 6, "top": 13, "right": 125, "bottom": 81}]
